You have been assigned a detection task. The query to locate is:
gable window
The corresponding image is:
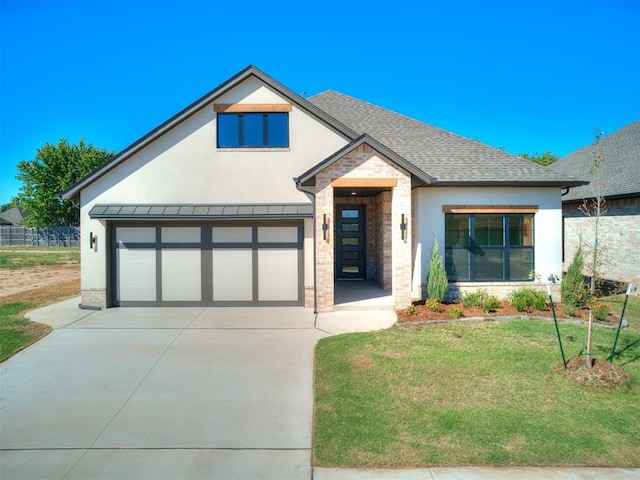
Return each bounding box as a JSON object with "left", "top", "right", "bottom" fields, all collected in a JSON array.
[
  {"left": 444, "top": 213, "right": 534, "bottom": 282},
  {"left": 217, "top": 112, "right": 289, "bottom": 148}
]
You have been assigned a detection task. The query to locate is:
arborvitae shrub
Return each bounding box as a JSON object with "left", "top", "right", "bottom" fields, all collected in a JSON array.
[
  {"left": 561, "top": 243, "right": 588, "bottom": 307},
  {"left": 427, "top": 238, "right": 448, "bottom": 302}
]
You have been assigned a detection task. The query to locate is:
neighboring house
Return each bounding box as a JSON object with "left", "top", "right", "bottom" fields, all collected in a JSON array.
[
  {"left": 0, "top": 207, "right": 25, "bottom": 226},
  {"left": 61, "top": 66, "right": 585, "bottom": 311},
  {"left": 551, "top": 121, "right": 640, "bottom": 288}
]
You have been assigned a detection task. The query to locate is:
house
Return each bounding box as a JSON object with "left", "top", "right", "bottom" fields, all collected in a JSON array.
[
  {"left": 0, "top": 207, "right": 25, "bottom": 226},
  {"left": 551, "top": 121, "right": 640, "bottom": 288},
  {"left": 61, "top": 66, "right": 585, "bottom": 312}
]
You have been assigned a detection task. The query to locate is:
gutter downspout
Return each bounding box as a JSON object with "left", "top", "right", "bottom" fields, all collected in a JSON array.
[{"left": 294, "top": 178, "right": 318, "bottom": 314}]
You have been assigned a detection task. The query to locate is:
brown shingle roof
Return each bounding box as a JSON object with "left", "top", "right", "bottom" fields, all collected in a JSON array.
[
  {"left": 551, "top": 121, "right": 640, "bottom": 201},
  {"left": 308, "top": 90, "right": 583, "bottom": 186}
]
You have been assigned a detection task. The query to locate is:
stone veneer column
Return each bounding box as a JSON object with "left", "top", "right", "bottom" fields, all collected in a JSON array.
[
  {"left": 314, "top": 143, "right": 413, "bottom": 312},
  {"left": 315, "top": 177, "right": 335, "bottom": 313},
  {"left": 81, "top": 289, "right": 107, "bottom": 309},
  {"left": 392, "top": 175, "right": 412, "bottom": 308}
]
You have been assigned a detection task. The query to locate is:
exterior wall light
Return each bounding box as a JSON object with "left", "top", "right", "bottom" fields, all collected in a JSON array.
[
  {"left": 89, "top": 232, "right": 97, "bottom": 250},
  {"left": 322, "top": 214, "right": 330, "bottom": 241},
  {"left": 400, "top": 214, "right": 408, "bottom": 241}
]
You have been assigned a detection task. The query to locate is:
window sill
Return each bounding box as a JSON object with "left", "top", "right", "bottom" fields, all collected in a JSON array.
[{"left": 216, "top": 148, "right": 291, "bottom": 152}]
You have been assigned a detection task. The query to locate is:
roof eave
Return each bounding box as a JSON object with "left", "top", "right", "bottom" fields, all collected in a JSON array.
[{"left": 429, "top": 180, "right": 589, "bottom": 188}]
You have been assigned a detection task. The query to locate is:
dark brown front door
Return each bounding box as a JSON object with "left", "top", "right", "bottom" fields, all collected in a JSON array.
[{"left": 336, "top": 205, "right": 365, "bottom": 279}]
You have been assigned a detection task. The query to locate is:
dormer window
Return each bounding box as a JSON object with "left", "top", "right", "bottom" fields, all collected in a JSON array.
[{"left": 215, "top": 104, "right": 290, "bottom": 148}]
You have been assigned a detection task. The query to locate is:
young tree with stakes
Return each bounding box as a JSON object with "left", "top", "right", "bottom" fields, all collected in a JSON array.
[{"left": 579, "top": 129, "right": 607, "bottom": 368}]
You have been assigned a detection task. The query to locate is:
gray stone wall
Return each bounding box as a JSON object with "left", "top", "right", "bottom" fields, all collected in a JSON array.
[{"left": 563, "top": 196, "right": 639, "bottom": 288}]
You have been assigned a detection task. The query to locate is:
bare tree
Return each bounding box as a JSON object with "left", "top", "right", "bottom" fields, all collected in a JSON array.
[{"left": 578, "top": 129, "right": 607, "bottom": 368}]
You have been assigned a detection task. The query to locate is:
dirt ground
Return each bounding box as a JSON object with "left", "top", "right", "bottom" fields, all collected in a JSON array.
[{"left": 0, "top": 265, "right": 81, "bottom": 298}]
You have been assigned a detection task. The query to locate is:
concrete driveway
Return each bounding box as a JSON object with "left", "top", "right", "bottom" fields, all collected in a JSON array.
[{"left": 1, "top": 299, "right": 396, "bottom": 479}]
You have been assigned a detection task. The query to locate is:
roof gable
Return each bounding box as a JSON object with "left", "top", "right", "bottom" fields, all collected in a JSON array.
[
  {"left": 551, "top": 121, "right": 640, "bottom": 201},
  {"left": 308, "top": 90, "right": 585, "bottom": 187},
  {"left": 296, "top": 134, "right": 433, "bottom": 187},
  {"left": 61, "top": 66, "right": 358, "bottom": 200}
]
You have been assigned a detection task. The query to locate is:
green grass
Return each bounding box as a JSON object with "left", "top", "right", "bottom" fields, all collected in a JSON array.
[
  {"left": 0, "top": 246, "right": 81, "bottom": 361},
  {"left": 314, "top": 296, "right": 640, "bottom": 468},
  {"left": 0, "top": 302, "right": 52, "bottom": 362},
  {"left": 0, "top": 247, "right": 79, "bottom": 269}
]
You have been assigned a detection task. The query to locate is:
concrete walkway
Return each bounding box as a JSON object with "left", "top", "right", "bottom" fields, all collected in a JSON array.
[{"left": 1, "top": 299, "right": 637, "bottom": 479}]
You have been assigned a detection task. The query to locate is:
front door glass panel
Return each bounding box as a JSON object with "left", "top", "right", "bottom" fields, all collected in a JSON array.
[{"left": 336, "top": 205, "right": 365, "bottom": 279}]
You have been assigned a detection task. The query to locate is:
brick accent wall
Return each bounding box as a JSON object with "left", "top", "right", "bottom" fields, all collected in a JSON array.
[
  {"left": 563, "top": 197, "right": 640, "bottom": 288},
  {"left": 449, "top": 282, "right": 561, "bottom": 303},
  {"left": 376, "top": 191, "right": 392, "bottom": 289},
  {"left": 314, "top": 144, "right": 413, "bottom": 312}
]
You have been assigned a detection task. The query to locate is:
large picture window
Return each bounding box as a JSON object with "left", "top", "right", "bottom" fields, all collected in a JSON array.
[
  {"left": 217, "top": 112, "right": 289, "bottom": 148},
  {"left": 445, "top": 213, "right": 534, "bottom": 281}
]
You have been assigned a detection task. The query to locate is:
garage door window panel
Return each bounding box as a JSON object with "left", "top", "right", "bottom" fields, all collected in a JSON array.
[
  {"left": 117, "top": 248, "right": 156, "bottom": 302},
  {"left": 258, "top": 248, "right": 298, "bottom": 301},
  {"left": 212, "top": 249, "right": 253, "bottom": 301},
  {"left": 162, "top": 249, "right": 202, "bottom": 301}
]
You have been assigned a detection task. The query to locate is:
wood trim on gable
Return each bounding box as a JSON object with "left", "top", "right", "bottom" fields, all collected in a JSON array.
[
  {"left": 331, "top": 178, "right": 398, "bottom": 188},
  {"left": 213, "top": 103, "right": 292, "bottom": 113},
  {"left": 442, "top": 205, "right": 539, "bottom": 214}
]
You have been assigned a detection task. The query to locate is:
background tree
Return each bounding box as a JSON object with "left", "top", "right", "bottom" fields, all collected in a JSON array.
[
  {"left": 16, "top": 139, "right": 112, "bottom": 227},
  {"left": 0, "top": 198, "right": 21, "bottom": 212},
  {"left": 518, "top": 151, "right": 559, "bottom": 166}
]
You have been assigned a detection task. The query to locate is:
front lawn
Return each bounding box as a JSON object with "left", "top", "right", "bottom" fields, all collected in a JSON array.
[
  {"left": 0, "top": 279, "right": 80, "bottom": 362},
  {"left": 313, "top": 296, "right": 640, "bottom": 467}
]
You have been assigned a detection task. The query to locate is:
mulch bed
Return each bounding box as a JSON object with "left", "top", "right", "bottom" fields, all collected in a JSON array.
[
  {"left": 557, "top": 356, "right": 633, "bottom": 388},
  {"left": 397, "top": 300, "right": 622, "bottom": 326}
]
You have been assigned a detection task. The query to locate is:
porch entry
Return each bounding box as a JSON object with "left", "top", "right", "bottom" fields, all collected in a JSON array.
[{"left": 336, "top": 205, "right": 365, "bottom": 279}]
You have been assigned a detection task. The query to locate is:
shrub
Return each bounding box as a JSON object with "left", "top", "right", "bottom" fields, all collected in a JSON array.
[
  {"left": 563, "top": 303, "right": 578, "bottom": 316},
  {"left": 528, "top": 289, "right": 548, "bottom": 311},
  {"left": 460, "top": 289, "right": 489, "bottom": 308},
  {"left": 482, "top": 295, "right": 501, "bottom": 313},
  {"left": 591, "top": 300, "right": 609, "bottom": 322},
  {"left": 427, "top": 238, "right": 448, "bottom": 302},
  {"left": 405, "top": 305, "right": 417, "bottom": 315},
  {"left": 511, "top": 288, "right": 548, "bottom": 312},
  {"left": 561, "top": 243, "right": 589, "bottom": 307},
  {"left": 425, "top": 298, "right": 440, "bottom": 312},
  {"left": 448, "top": 306, "right": 463, "bottom": 319},
  {"left": 510, "top": 289, "right": 529, "bottom": 312}
]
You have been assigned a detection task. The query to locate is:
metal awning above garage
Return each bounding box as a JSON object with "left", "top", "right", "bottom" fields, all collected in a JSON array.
[{"left": 89, "top": 204, "right": 313, "bottom": 220}]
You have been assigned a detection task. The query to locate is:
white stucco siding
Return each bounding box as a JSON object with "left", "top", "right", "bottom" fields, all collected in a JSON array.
[
  {"left": 77, "top": 77, "right": 348, "bottom": 299},
  {"left": 82, "top": 83, "right": 347, "bottom": 206},
  {"left": 413, "top": 186, "right": 563, "bottom": 297},
  {"left": 79, "top": 212, "right": 107, "bottom": 291}
]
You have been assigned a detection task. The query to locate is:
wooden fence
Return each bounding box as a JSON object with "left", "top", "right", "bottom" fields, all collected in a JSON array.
[{"left": 0, "top": 226, "right": 80, "bottom": 247}]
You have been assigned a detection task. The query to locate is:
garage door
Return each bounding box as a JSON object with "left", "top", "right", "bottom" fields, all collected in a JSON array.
[{"left": 113, "top": 222, "right": 303, "bottom": 306}]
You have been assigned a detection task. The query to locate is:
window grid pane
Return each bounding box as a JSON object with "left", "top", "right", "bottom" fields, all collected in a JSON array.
[
  {"left": 217, "top": 113, "right": 289, "bottom": 148},
  {"left": 444, "top": 213, "right": 534, "bottom": 282},
  {"left": 217, "top": 114, "right": 240, "bottom": 147}
]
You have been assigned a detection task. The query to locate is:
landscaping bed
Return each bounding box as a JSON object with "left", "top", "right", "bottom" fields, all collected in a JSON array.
[{"left": 397, "top": 299, "right": 622, "bottom": 326}]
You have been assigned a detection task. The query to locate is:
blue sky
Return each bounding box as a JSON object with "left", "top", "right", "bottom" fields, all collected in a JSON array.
[{"left": 1, "top": 0, "right": 639, "bottom": 205}]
